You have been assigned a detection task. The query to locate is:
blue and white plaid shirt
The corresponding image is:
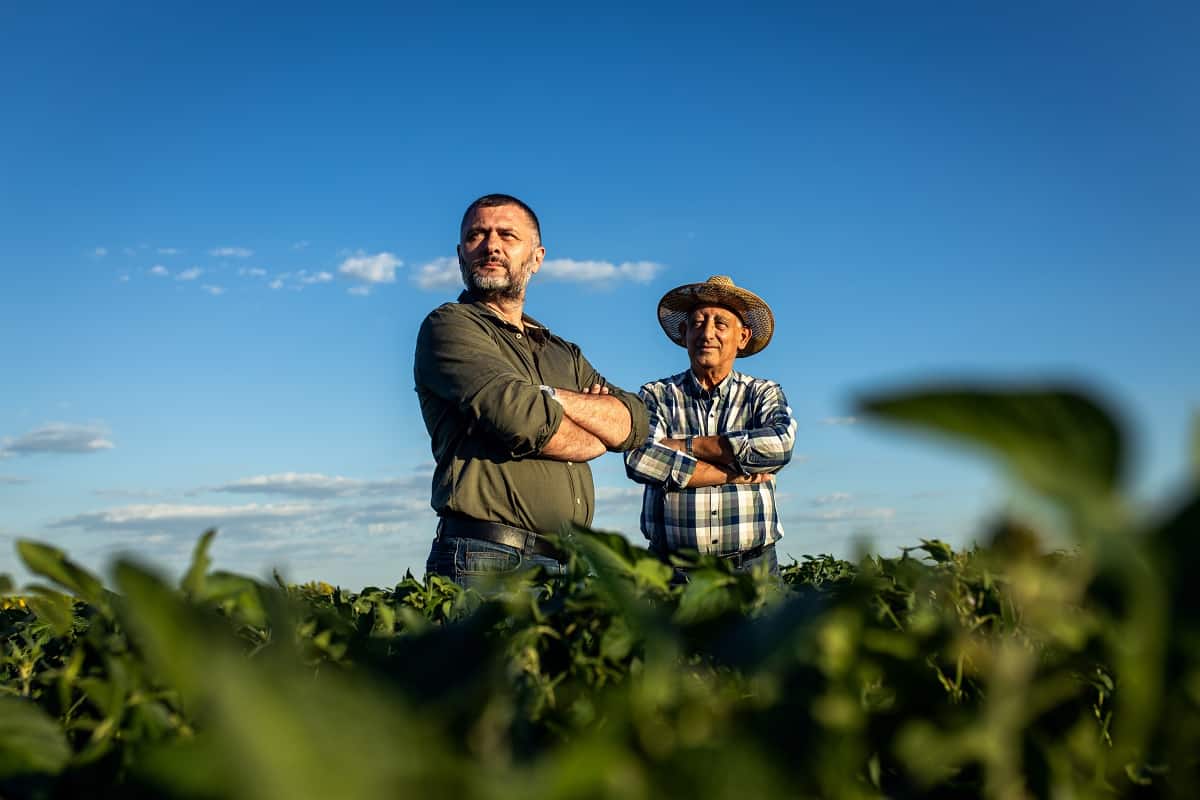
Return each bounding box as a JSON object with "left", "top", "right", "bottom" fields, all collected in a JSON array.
[{"left": 624, "top": 369, "right": 797, "bottom": 555}]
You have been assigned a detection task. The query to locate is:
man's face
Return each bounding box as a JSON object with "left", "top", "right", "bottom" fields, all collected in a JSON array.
[
  {"left": 457, "top": 204, "right": 545, "bottom": 299},
  {"left": 682, "top": 304, "right": 752, "bottom": 375}
]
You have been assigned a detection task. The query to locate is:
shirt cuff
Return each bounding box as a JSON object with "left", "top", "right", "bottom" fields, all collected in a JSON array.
[
  {"left": 724, "top": 431, "right": 752, "bottom": 475},
  {"left": 667, "top": 448, "right": 698, "bottom": 489}
]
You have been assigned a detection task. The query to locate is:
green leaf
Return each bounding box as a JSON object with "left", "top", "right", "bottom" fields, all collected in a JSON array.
[
  {"left": 0, "top": 695, "right": 71, "bottom": 779},
  {"left": 25, "top": 586, "right": 75, "bottom": 636},
  {"left": 0, "top": 574, "right": 13, "bottom": 594},
  {"left": 181, "top": 529, "right": 217, "bottom": 598},
  {"left": 858, "top": 385, "right": 1124, "bottom": 506},
  {"left": 16, "top": 540, "right": 109, "bottom": 610}
]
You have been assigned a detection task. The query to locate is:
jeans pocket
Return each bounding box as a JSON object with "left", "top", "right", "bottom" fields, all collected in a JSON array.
[{"left": 458, "top": 539, "right": 522, "bottom": 576}]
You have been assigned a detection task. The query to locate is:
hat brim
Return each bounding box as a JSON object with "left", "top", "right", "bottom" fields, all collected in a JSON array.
[{"left": 657, "top": 282, "right": 774, "bottom": 356}]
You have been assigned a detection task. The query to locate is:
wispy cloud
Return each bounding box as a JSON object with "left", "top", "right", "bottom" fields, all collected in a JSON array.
[
  {"left": 149, "top": 265, "right": 169, "bottom": 277},
  {"left": 298, "top": 270, "right": 332, "bottom": 285},
  {"left": 338, "top": 251, "right": 401, "bottom": 284},
  {"left": 820, "top": 417, "right": 859, "bottom": 426},
  {"left": 1, "top": 423, "right": 114, "bottom": 457},
  {"left": 210, "top": 247, "right": 254, "bottom": 258},
  {"left": 210, "top": 472, "right": 426, "bottom": 499},
  {"left": 812, "top": 492, "right": 854, "bottom": 506},
  {"left": 93, "top": 488, "right": 164, "bottom": 499},
  {"left": 239, "top": 267, "right": 268, "bottom": 278},
  {"left": 176, "top": 267, "right": 203, "bottom": 281},
  {"left": 157, "top": 247, "right": 181, "bottom": 255},
  {"left": 292, "top": 240, "right": 310, "bottom": 250},
  {"left": 0, "top": 475, "right": 30, "bottom": 485},
  {"left": 539, "top": 259, "right": 664, "bottom": 285},
  {"left": 93, "top": 247, "right": 108, "bottom": 257},
  {"left": 50, "top": 502, "right": 320, "bottom": 532},
  {"left": 411, "top": 257, "right": 461, "bottom": 290},
  {"left": 268, "top": 278, "right": 284, "bottom": 290},
  {"left": 790, "top": 507, "right": 896, "bottom": 523},
  {"left": 202, "top": 285, "right": 226, "bottom": 296},
  {"left": 348, "top": 286, "right": 371, "bottom": 296}
]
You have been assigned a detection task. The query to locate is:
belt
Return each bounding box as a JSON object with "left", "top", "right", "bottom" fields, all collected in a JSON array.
[
  {"left": 652, "top": 541, "right": 773, "bottom": 569},
  {"left": 717, "top": 542, "right": 772, "bottom": 569},
  {"left": 437, "top": 515, "right": 566, "bottom": 561}
]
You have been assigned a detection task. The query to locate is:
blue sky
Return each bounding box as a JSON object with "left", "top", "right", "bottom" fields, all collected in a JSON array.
[{"left": 2, "top": 2, "right": 1196, "bottom": 589}]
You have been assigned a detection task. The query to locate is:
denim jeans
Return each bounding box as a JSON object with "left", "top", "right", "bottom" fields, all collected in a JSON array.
[
  {"left": 660, "top": 543, "right": 781, "bottom": 584},
  {"left": 425, "top": 535, "right": 567, "bottom": 592}
]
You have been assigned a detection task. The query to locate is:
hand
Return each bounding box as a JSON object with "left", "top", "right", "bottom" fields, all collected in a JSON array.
[
  {"left": 731, "top": 472, "right": 774, "bottom": 485},
  {"left": 584, "top": 383, "right": 610, "bottom": 395}
]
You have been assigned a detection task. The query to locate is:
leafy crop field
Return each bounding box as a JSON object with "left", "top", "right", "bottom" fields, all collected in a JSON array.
[{"left": 2, "top": 386, "right": 1198, "bottom": 799}]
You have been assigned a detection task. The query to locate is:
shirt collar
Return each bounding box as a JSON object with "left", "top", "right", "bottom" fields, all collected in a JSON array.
[
  {"left": 684, "top": 369, "right": 741, "bottom": 400},
  {"left": 457, "top": 290, "right": 550, "bottom": 338}
]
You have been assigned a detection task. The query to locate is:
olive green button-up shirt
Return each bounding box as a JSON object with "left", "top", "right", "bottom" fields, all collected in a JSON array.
[{"left": 414, "top": 292, "right": 649, "bottom": 535}]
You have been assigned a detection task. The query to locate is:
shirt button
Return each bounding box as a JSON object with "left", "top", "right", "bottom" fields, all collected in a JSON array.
[
  {"left": 711, "top": 510, "right": 718, "bottom": 516},
  {"left": 576, "top": 497, "right": 581, "bottom": 504}
]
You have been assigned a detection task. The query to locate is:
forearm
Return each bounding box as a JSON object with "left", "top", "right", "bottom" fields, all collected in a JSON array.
[
  {"left": 555, "top": 389, "right": 632, "bottom": 449},
  {"left": 539, "top": 415, "right": 607, "bottom": 462},
  {"left": 682, "top": 460, "right": 774, "bottom": 488},
  {"left": 659, "top": 435, "right": 734, "bottom": 465}
]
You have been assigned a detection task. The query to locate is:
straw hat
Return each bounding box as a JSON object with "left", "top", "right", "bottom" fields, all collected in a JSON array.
[{"left": 656, "top": 275, "right": 775, "bottom": 357}]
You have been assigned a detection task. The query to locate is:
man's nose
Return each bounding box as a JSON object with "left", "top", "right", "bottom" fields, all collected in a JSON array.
[{"left": 484, "top": 231, "right": 503, "bottom": 252}]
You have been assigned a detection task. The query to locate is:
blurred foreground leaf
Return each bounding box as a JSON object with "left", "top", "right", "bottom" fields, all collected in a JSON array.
[{"left": 859, "top": 385, "right": 1123, "bottom": 512}]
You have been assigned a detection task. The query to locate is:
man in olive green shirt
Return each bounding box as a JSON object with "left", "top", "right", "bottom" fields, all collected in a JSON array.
[{"left": 415, "top": 194, "right": 649, "bottom": 588}]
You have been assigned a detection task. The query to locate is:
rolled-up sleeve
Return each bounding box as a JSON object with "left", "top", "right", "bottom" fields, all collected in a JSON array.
[
  {"left": 415, "top": 307, "right": 563, "bottom": 458},
  {"left": 724, "top": 381, "right": 796, "bottom": 474},
  {"left": 623, "top": 386, "right": 697, "bottom": 489},
  {"left": 574, "top": 351, "right": 650, "bottom": 453}
]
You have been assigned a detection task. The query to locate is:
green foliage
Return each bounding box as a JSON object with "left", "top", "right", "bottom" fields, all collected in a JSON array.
[{"left": 1, "top": 383, "right": 1198, "bottom": 799}]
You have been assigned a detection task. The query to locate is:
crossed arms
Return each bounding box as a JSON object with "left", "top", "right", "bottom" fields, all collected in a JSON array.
[
  {"left": 414, "top": 306, "right": 647, "bottom": 463},
  {"left": 624, "top": 381, "right": 796, "bottom": 489}
]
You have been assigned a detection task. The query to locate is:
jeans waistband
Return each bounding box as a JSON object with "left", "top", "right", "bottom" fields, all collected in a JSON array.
[{"left": 437, "top": 516, "right": 565, "bottom": 561}]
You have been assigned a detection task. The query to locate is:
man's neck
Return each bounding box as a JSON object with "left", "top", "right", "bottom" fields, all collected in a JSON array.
[
  {"left": 479, "top": 294, "right": 526, "bottom": 330},
  {"left": 690, "top": 364, "right": 733, "bottom": 392}
]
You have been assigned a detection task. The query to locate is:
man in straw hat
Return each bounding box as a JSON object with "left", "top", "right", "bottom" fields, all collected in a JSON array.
[
  {"left": 624, "top": 276, "right": 797, "bottom": 577},
  {"left": 415, "top": 194, "right": 649, "bottom": 589}
]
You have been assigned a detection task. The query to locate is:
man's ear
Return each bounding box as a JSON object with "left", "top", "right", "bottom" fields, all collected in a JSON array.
[
  {"left": 738, "top": 325, "right": 753, "bottom": 351},
  {"left": 528, "top": 244, "right": 546, "bottom": 275}
]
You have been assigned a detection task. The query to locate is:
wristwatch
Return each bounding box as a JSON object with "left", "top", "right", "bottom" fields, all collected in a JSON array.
[{"left": 539, "top": 385, "right": 561, "bottom": 405}]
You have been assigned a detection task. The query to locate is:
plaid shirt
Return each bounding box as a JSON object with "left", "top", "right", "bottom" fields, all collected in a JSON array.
[{"left": 624, "top": 369, "right": 796, "bottom": 555}]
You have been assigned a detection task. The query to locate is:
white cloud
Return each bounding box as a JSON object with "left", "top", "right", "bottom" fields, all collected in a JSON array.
[
  {"left": 119, "top": 274, "right": 131, "bottom": 283},
  {"left": 210, "top": 247, "right": 254, "bottom": 258},
  {"left": 791, "top": 507, "right": 896, "bottom": 523},
  {"left": 211, "top": 472, "right": 426, "bottom": 499},
  {"left": 239, "top": 267, "right": 267, "bottom": 278},
  {"left": 202, "top": 285, "right": 225, "bottom": 296},
  {"left": 93, "top": 247, "right": 108, "bottom": 257},
  {"left": 539, "top": 259, "right": 664, "bottom": 285},
  {"left": 50, "top": 502, "right": 320, "bottom": 532},
  {"left": 123, "top": 247, "right": 138, "bottom": 256},
  {"left": 820, "top": 417, "right": 859, "bottom": 426},
  {"left": 149, "top": 265, "right": 169, "bottom": 277},
  {"left": 292, "top": 240, "right": 310, "bottom": 250},
  {"left": 1, "top": 423, "right": 114, "bottom": 457},
  {"left": 298, "top": 270, "right": 333, "bottom": 285},
  {"left": 411, "top": 257, "right": 461, "bottom": 290},
  {"left": 812, "top": 492, "right": 854, "bottom": 506},
  {"left": 177, "top": 267, "right": 203, "bottom": 281},
  {"left": 348, "top": 286, "right": 371, "bottom": 296},
  {"left": 268, "top": 278, "right": 284, "bottom": 290},
  {"left": 338, "top": 251, "right": 401, "bottom": 284},
  {"left": 157, "top": 247, "right": 180, "bottom": 255},
  {"left": 93, "top": 488, "right": 164, "bottom": 499}
]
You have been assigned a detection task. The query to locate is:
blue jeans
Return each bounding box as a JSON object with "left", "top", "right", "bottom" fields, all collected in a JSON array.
[
  {"left": 660, "top": 543, "right": 780, "bottom": 583},
  {"left": 425, "top": 535, "right": 567, "bottom": 592}
]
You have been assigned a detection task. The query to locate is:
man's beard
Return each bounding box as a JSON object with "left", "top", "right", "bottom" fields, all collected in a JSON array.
[{"left": 460, "top": 255, "right": 533, "bottom": 300}]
